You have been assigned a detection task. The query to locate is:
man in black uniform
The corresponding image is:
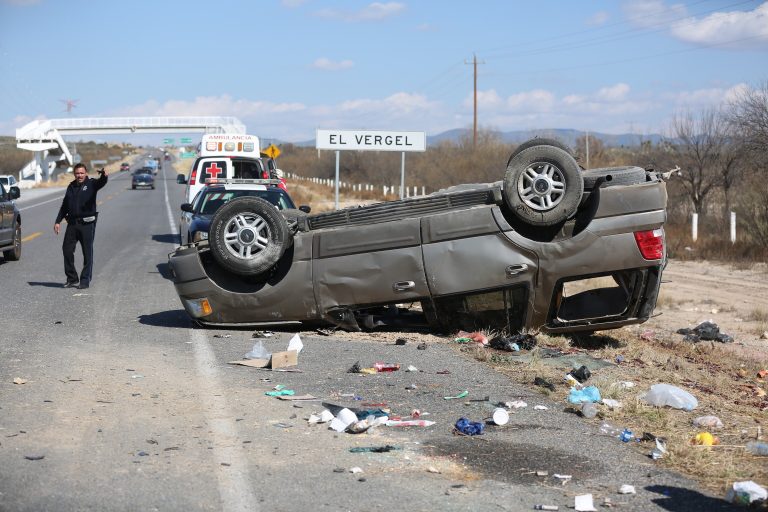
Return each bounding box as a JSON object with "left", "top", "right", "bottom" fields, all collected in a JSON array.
[{"left": 53, "top": 163, "right": 108, "bottom": 289}]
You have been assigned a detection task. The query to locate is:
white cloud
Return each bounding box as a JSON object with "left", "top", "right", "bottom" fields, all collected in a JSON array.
[
  {"left": 415, "top": 23, "right": 436, "bottom": 32},
  {"left": 586, "top": 11, "right": 609, "bottom": 26},
  {"left": 668, "top": 83, "right": 749, "bottom": 108},
  {"left": 670, "top": 2, "right": 768, "bottom": 48},
  {"left": 311, "top": 58, "right": 354, "bottom": 71},
  {"left": 113, "top": 95, "right": 306, "bottom": 118},
  {"left": 596, "top": 83, "right": 630, "bottom": 102},
  {"left": 624, "top": 0, "right": 768, "bottom": 48},
  {"left": 506, "top": 90, "right": 556, "bottom": 112},
  {"left": 467, "top": 89, "right": 503, "bottom": 109},
  {"left": 315, "top": 2, "right": 405, "bottom": 22}
]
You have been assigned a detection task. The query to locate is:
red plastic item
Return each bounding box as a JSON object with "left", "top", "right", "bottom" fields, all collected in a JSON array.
[{"left": 373, "top": 362, "right": 400, "bottom": 372}]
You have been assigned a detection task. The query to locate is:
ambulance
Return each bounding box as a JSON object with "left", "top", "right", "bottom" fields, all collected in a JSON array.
[{"left": 181, "top": 134, "right": 283, "bottom": 203}]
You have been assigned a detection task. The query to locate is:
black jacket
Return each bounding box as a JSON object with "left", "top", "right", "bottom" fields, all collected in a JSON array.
[{"left": 55, "top": 173, "right": 108, "bottom": 223}]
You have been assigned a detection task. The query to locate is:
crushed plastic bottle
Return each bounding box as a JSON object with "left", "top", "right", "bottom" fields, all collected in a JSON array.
[
  {"left": 599, "top": 423, "right": 622, "bottom": 437},
  {"left": 580, "top": 402, "right": 598, "bottom": 419},
  {"left": 619, "top": 428, "right": 634, "bottom": 443}
]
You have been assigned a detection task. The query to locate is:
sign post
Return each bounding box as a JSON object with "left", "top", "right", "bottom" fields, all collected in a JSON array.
[{"left": 316, "top": 129, "right": 426, "bottom": 207}]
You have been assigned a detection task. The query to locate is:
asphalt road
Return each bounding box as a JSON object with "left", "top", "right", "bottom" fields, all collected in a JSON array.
[{"left": 0, "top": 162, "right": 742, "bottom": 511}]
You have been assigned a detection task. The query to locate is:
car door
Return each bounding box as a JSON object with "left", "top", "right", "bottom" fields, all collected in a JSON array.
[
  {"left": 312, "top": 217, "right": 429, "bottom": 314},
  {"left": 0, "top": 184, "right": 9, "bottom": 245}
]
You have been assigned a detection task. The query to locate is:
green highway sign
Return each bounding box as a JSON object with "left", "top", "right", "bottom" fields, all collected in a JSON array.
[
  {"left": 163, "top": 138, "right": 175, "bottom": 144},
  {"left": 180, "top": 137, "right": 193, "bottom": 144},
  {"left": 181, "top": 152, "right": 196, "bottom": 159}
]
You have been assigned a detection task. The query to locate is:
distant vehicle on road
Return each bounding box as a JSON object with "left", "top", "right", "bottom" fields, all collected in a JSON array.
[
  {"left": 132, "top": 168, "right": 155, "bottom": 190},
  {"left": 179, "top": 179, "right": 307, "bottom": 245},
  {"left": 0, "top": 182, "right": 21, "bottom": 261},
  {"left": 119, "top": 163, "right": 130, "bottom": 172},
  {"left": 144, "top": 159, "right": 159, "bottom": 175},
  {"left": 0, "top": 175, "right": 20, "bottom": 197}
]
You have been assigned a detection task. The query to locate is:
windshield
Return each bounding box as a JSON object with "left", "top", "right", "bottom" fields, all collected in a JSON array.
[
  {"left": 0, "top": 177, "right": 8, "bottom": 186},
  {"left": 199, "top": 189, "right": 295, "bottom": 215}
]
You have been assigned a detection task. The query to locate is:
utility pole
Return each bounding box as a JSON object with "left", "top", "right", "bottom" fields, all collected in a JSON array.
[{"left": 464, "top": 54, "right": 484, "bottom": 148}]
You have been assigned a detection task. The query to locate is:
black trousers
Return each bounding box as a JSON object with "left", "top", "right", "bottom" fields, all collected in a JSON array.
[{"left": 62, "top": 221, "right": 96, "bottom": 284}]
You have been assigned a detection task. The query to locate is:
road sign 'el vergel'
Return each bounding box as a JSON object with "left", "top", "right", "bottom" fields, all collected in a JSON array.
[
  {"left": 316, "top": 129, "right": 426, "bottom": 152},
  {"left": 264, "top": 144, "right": 281, "bottom": 159}
]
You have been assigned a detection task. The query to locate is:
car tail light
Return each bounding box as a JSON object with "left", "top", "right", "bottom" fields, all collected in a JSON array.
[
  {"left": 190, "top": 168, "right": 197, "bottom": 185},
  {"left": 634, "top": 228, "right": 664, "bottom": 260}
]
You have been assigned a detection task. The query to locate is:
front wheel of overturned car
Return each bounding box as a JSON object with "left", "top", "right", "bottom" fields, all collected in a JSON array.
[
  {"left": 209, "top": 196, "right": 290, "bottom": 276},
  {"left": 503, "top": 144, "right": 584, "bottom": 227}
]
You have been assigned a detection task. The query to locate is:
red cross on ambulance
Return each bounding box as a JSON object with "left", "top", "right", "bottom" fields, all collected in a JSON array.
[{"left": 206, "top": 162, "right": 224, "bottom": 180}]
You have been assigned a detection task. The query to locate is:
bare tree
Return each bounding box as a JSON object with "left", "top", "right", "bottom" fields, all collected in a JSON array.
[
  {"left": 667, "top": 108, "right": 737, "bottom": 217},
  {"left": 727, "top": 80, "right": 768, "bottom": 156}
]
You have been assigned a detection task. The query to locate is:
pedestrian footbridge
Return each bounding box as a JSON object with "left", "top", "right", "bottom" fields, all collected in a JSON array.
[{"left": 15, "top": 116, "right": 246, "bottom": 184}]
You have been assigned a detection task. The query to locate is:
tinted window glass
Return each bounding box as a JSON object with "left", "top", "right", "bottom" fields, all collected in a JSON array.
[
  {"left": 433, "top": 286, "right": 528, "bottom": 333},
  {"left": 199, "top": 189, "right": 295, "bottom": 215}
]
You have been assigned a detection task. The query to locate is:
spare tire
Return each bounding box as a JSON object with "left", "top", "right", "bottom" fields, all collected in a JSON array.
[
  {"left": 503, "top": 145, "right": 584, "bottom": 227},
  {"left": 509, "top": 137, "right": 575, "bottom": 160},
  {"left": 209, "top": 197, "right": 290, "bottom": 276},
  {"left": 582, "top": 166, "right": 647, "bottom": 189}
]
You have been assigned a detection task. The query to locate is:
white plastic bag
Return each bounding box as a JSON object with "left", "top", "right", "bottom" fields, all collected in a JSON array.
[
  {"left": 693, "top": 415, "right": 723, "bottom": 429},
  {"left": 726, "top": 481, "right": 767, "bottom": 505},
  {"left": 244, "top": 340, "right": 270, "bottom": 360},
  {"left": 642, "top": 384, "right": 698, "bottom": 411}
]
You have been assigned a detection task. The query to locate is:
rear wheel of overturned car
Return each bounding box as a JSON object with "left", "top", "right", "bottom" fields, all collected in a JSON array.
[
  {"left": 503, "top": 145, "right": 584, "bottom": 226},
  {"left": 209, "top": 197, "right": 290, "bottom": 276}
]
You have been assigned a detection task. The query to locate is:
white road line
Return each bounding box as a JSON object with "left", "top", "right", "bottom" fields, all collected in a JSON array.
[
  {"left": 163, "top": 166, "right": 258, "bottom": 511},
  {"left": 18, "top": 195, "right": 63, "bottom": 211},
  {"left": 162, "top": 166, "right": 179, "bottom": 237},
  {"left": 190, "top": 330, "right": 259, "bottom": 512}
]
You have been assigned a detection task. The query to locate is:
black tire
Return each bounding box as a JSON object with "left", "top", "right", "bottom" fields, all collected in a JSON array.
[
  {"left": 132, "top": 185, "right": 136, "bottom": 190},
  {"left": 503, "top": 145, "right": 584, "bottom": 227},
  {"left": 509, "top": 137, "right": 574, "bottom": 161},
  {"left": 209, "top": 197, "right": 290, "bottom": 276},
  {"left": 3, "top": 222, "right": 21, "bottom": 261},
  {"left": 582, "top": 166, "right": 647, "bottom": 189}
]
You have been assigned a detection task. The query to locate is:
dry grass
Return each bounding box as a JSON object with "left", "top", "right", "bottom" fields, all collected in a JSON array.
[
  {"left": 747, "top": 308, "right": 768, "bottom": 323},
  {"left": 474, "top": 326, "right": 767, "bottom": 495}
]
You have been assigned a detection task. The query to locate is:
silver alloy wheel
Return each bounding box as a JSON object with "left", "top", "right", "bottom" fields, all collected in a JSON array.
[
  {"left": 517, "top": 161, "right": 566, "bottom": 211},
  {"left": 223, "top": 212, "right": 271, "bottom": 259}
]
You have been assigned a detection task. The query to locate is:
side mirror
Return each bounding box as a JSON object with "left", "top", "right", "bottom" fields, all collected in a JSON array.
[
  {"left": 180, "top": 203, "right": 194, "bottom": 213},
  {"left": 176, "top": 174, "right": 186, "bottom": 184},
  {"left": 299, "top": 205, "right": 311, "bottom": 214},
  {"left": 9, "top": 186, "right": 20, "bottom": 200}
]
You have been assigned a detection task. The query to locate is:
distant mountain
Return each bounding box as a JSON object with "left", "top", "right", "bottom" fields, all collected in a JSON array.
[{"left": 281, "top": 128, "right": 663, "bottom": 149}]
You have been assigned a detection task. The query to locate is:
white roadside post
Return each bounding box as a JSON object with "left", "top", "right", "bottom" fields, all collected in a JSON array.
[
  {"left": 730, "top": 211, "right": 736, "bottom": 244},
  {"left": 692, "top": 213, "right": 699, "bottom": 242},
  {"left": 316, "top": 129, "right": 426, "bottom": 209}
]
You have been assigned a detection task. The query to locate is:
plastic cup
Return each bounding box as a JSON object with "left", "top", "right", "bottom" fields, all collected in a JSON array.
[{"left": 492, "top": 408, "right": 509, "bottom": 426}]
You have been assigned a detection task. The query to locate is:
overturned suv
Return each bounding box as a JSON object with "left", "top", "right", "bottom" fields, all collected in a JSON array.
[{"left": 168, "top": 139, "right": 668, "bottom": 334}]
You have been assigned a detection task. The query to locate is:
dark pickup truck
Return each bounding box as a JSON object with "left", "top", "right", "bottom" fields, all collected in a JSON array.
[
  {"left": 0, "top": 182, "right": 21, "bottom": 262},
  {"left": 168, "top": 139, "right": 669, "bottom": 334}
]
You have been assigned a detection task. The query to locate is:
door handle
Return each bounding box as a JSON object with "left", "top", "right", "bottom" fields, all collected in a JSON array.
[
  {"left": 393, "top": 281, "right": 415, "bottom": 292},
  {"left": 505, "top": 264, "right": 529, "bottom": 277}
]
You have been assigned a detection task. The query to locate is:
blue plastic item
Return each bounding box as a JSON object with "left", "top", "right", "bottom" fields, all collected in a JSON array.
[
  {"left": 620, "top": 428, "right": 634, "bottom": 442},
  {"left": 455, "top": 417, "right": 484, "bottom": 436},
  {"left": 567, "top": 386, "right": 601, "bottom": 404}
]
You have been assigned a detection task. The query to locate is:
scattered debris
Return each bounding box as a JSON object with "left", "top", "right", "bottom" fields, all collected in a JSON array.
[
  {"left": 642, "top": 383, "right": 698, "bottom": 410},
  {"left": 651, "top": 438, "right": 668, "bottom": 460},
  {"left": 315, "top": 328, "right": 334, "bottom": 336},
  {"left": 619, "top": 429, "right": 635, "bottom": 442},
  {"left": 12, "top": 377, "right": 27, "bottom": 385},
  {"left": 427, "top": 466, "right": 441, "bottom": 474},
  {"left": 534, "top": 505, "right": 559, "bottom": 511},
  {"left": 349, "top": 445, "right": 400, "bottom": 453},
  {"left": 454, "top": 418, "right": 484, "bottom": 436},
  {"left": 373, "top": 362, "right": 400, "bottom": 372},
  {"left": 455, "top": 330, "right": 488, "bottom": 345},
  {"left": 491, "top": 408, "right": 509, "bottom": 425},
  {"left": 618, "top": 484, "right": 636, "bottom": 494},
  {"left": 693, "top": 415, "right": 723, "bottom": 429},
  {"left": 417, "top": 342, "right": 427, "bottom": 350},
  {"left": 569, "top": 365, "right": 591, "bottom": 383},
  {"left": 395, "top": 338, "right": 407, "bottom": 346},
  {"left": 536, "top": 470, "right": 549, "bottom": 476},
  {"left": 265, "top": 385, "right": 295, "bottom": 397},
  {"left": 745, "top": 441, "right": 768, "bottom": 455},
  {"left": 349, "top": 467, "right": 363, "bottom": 474},
  {"left": 330, "top": 408, "right": 358, "bottom": 433},
  {"left": 504, "top": 400, "right": 528, "bottom": 409},
  {"left": 553, "top": 474, "right": 572, "bottom": 485},
  {"left": 252, "top": 330, "right": 274, "bottom": 338},
  {"left": 234, "top": 335, "right": 302, "bottom": 370},
  {"left": 386, "top": 419, "right": 435, "bottom": 427},
  {"left": 602, "top": 399, "right": 622, "bottom": 409},
  {"left": 24, "top": 454, "right": 44, "bottom": 461},
  {"left": 692, "top": 432, "right": 717, "bottom": 446},
  {"left": 677, "top": 321, "right": 733, "bottom": 343},
  {"left": 534, "top": 377, "right": 555, "bottom": 391},
  {"left": 568, "top": 386, "right": 601, "bottom": 404},
  {"left": 534, "top": 405, "right": 549, "bottom": 411},
  {"left": 725, "top": 481, "right": 767, "bottom": 505},
  {"left": 347, "top": 361, "right": 361, "bottom": 374},
  {"left": 574, "top": 493, "right": 597, "bottom": 512},
  {"left": 580, "top": 402, "right": 597, "bottom": 419},
  {"left": 308, "top": 410, "right": 335, "bottom": 424},
  {"left": 405, "top": 365, "right": 419, "bottom": 372},
  {"left": 444, "top": 390, "right": 469, "bottom": 400},
  {"left": 213, "top": 334, "right": 231, "bottom": 338}
]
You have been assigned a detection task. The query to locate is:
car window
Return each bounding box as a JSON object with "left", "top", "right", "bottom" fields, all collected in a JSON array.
[
  {"left": 199, "top": 189, "right": 295, "bottom": 214},
  {"left": 232, "top": 159, "right": 265, "bottom": 180},
  {"left": 0, "top": 177, "right": 8, "bottom": 186},
  {"left": 432, "top": 285, "right": 529, "bottom": 334}
]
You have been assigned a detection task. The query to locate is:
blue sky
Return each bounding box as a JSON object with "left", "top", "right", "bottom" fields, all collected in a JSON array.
[{"left": 0, "top": 0, "right": 766, "bottom": 143}]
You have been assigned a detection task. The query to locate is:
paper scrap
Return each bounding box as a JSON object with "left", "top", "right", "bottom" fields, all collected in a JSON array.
[{"left": 574, "top": 494, "right": 597, "bottom": 512}]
